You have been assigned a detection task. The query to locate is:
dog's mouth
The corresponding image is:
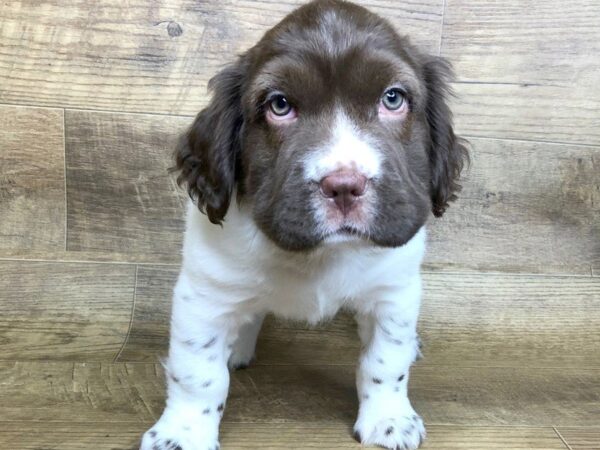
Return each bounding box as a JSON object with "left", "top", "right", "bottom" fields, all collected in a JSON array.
[{"left": 322, "top": 225, "right": 370, "bottom": 244}]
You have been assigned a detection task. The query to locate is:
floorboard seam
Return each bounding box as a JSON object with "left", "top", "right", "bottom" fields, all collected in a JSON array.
[
  {"left": 113, "top": 265, "right": 138, "bottom": 363},
  {"left": 461, "top": 133, "right": 600, "bottom": 149},
  {"left": 553, "top": 427, "right": 574, "bottom": 450},
  {"left": 0, "top": 101, "right": 195, "bottom": 119},
  {"left": 62, "top": 108, "right": 68, "bottom": 252},
  {"left": 437, "top": 0, "right": 446, "bottom": 57},
  {"left": 421, "top": 268, "right": 597, "bottom": 278},
  {"left": 0, "top": 257, "right": 179, "bottom": 267},
  {"left": 2, "top": 361, "right": 600, "bottom": 371}
]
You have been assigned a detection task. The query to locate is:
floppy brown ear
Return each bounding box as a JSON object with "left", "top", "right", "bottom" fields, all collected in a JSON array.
[
  {"left": 173, "top": 59, "right": 247, "bottom": 224},
  {"left": 422, "top": 57, "right": 469, "bottom": 217}
]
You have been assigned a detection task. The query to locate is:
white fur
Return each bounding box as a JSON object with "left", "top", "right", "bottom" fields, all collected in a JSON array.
[
  {"left": 141, "top": 200, "right": 427, "bottom": 450},
  {"left": 303, "top": 111, "right": 382, "bottom": 182}
]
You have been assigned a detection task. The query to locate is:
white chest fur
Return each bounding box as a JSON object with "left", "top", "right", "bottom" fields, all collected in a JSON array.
[{"left": 180, "top": 200, "right": 427, "bottom": 323}]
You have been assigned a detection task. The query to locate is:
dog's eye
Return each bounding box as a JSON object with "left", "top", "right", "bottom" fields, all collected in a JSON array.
[
  {"left": 269, "top": 95, "right": 292, "bottom": 116},
  {"left": 381, "top": 89, "right": 406, "bottom": 110}
]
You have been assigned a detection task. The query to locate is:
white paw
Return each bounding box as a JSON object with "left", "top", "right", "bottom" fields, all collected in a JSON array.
[
  {"left": 354, "top": 414, "right": 425, "bottom": 450},
  {"left": 227, "top": 339, "right": 256, "bottom": 370},
  {"left": 227, "top": 314, "right": 263, "bottom": 370},
  {"left": 140, "top": 412, "right": 220, "bottom": 450}
]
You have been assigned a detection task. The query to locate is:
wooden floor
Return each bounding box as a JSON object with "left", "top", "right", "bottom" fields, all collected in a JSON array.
[{"left": 1, "top": 1, "right": 599, "bottom": 449}]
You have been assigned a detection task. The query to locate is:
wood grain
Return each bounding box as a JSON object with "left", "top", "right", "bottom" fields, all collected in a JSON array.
[
  {"left": 452, "top": 83, "right": 600, "bottom": 147},
  {"left": 65, "top": 110, "right": 187, "bottom": 262},
  {"left": 2, "top": 362, "right": 596, "bottom": 427},
  {"left": 0, "top": 261, "right": 134, "bottom": 360},
  {"left": 119, "top": 268, "right": 600, "bottom": 368},
  {"left": 419, "top": 272, "right": 600, "bottom": 368},
  {"left": 0, "top": 362, "right": 159, "bottom": 423},
  {"left": 442, "top": 0, "right": 600, "bottom": 86},
  {"left": 0, "top": 422, "right": 569, "bottom": 450},
  {"left": 116, "top": 265, "right": 175, "bottom": 361},
  {"left": 556, "top": 428, "right": 600, "bottom": 450},
  {"left": 442, "top": 0, "right": 600, "bottom": 146},
  {"left": 426, "top": 137, "right": 600, "bottom": 275},
  {"left": 0, "top": 105, "right": 65, "bottom": 253},
  {"left": 0, "top": 0, "right": 442, "bottom": 115}
]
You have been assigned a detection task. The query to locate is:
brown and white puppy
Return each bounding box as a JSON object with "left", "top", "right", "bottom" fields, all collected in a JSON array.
[{"left": 141, "top": 1, "right": 468, "bottom": 449}]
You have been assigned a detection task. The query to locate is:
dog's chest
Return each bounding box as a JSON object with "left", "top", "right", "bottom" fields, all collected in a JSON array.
[
  {"left": 183, "top": 204, "right": 426, "bottom": 323},
  {"left": 261, "top": 253, "right": 370, "bottom": 322}
]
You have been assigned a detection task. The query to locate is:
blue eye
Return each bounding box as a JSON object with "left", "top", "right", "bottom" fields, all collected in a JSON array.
[
  {"left": 382, "top": 89, "right": 406, "bottom": 110},
  {"left": 269, "top": 95, "right": 292, "bottom": 116}
]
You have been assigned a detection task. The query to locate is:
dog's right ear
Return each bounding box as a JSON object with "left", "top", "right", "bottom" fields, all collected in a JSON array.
[{"left": 173, "top": 58, "right": 247, "bottom": 224}]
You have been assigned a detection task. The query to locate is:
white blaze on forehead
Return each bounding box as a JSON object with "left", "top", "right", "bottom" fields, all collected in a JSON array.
[{"left": 303, "top": 112, "right": 382, "bottom": 181}]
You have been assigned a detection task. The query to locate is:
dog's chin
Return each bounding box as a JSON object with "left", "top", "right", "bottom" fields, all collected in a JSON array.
[
  {"left": 261, "top": 224, "right": 370, "bottom": 252},
  {"left": 260, "top": 217, "right": 425, "bottom": 252}
]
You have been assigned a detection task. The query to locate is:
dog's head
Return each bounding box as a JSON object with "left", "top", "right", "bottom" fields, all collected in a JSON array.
[{"left": 174, "top": 0, "right": 468, "bottom": 251}]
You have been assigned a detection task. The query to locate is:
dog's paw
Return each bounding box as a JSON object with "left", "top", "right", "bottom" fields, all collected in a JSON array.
[
  {"left": 140, "top": 417, "right": 219, "bottom": 450},
  {"left": 227, "top": 340, "right": 256, "bottom": 370},
  {"left": 353, "top": 414, "right": 425, "bottom": 450}
]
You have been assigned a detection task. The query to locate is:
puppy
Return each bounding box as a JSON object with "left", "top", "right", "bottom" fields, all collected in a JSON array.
[{"left": 141, "top": 1, "right": 468, "bottom": 449}]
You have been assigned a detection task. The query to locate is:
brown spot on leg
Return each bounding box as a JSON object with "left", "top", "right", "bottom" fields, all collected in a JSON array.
[{"left": 203, "top": 336, "right": 217, "bottom": 348}]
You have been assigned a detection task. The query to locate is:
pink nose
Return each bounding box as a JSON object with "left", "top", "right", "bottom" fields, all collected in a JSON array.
[{"left": 319, "top": 170, "right": 368, "bottom": 215}]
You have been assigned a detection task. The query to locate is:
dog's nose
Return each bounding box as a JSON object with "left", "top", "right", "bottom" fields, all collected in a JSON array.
[{"left": 319, "top": 170, "right": 368, "bottom": 214}]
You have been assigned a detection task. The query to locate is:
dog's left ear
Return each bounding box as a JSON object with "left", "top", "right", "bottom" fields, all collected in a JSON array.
[{"left": 422, "top": 57, "right": 469, "bottom": 217}]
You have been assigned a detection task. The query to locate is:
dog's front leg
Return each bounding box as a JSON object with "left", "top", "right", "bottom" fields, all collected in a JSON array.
[
  {"left": 141, "top": 274, "right": 242, "bottom": 450},
  {"left": 353, "top": 278, "right": 426, "bottom": 450}
]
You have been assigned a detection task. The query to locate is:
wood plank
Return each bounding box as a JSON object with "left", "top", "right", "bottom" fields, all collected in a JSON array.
[
  {"left": 452, "top": 83, "right": 600, "bottom": 147},
  {"left": 0, "top": 0, "right": 442, "bottom": 115},
  {"left": 0, "top": 422, "right": 568, "bottom": 450},
  {"left": 442, "top": 0, "right": 600, "bottom": 145},
  {"left": 426, "top": 137, "right": 600, "bottom": 275},
  {"left": 0, "top": 105, "right": 65, "bottom": 253},
  {"left": 556, "top": 428, "right": 600, "bottom": 450},
  {"left": 442, "top": 0, "right": 599, "bottom": 86},
  {"left": 65, "top": 110, "right": 187, "bottom": 262},
  {"left": 119, "top": 268, "right": 600, "bottom": 368},
  {"left": 1, "top": 362, "right": 597, "bottom": 427},
  {"left": 0, "top": 261, "right": 134, "bottom": 360}
]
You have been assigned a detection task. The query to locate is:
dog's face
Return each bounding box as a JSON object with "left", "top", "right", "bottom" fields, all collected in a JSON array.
[{"left": 175, "top": 0, "right": 468, "bottom": 251}]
